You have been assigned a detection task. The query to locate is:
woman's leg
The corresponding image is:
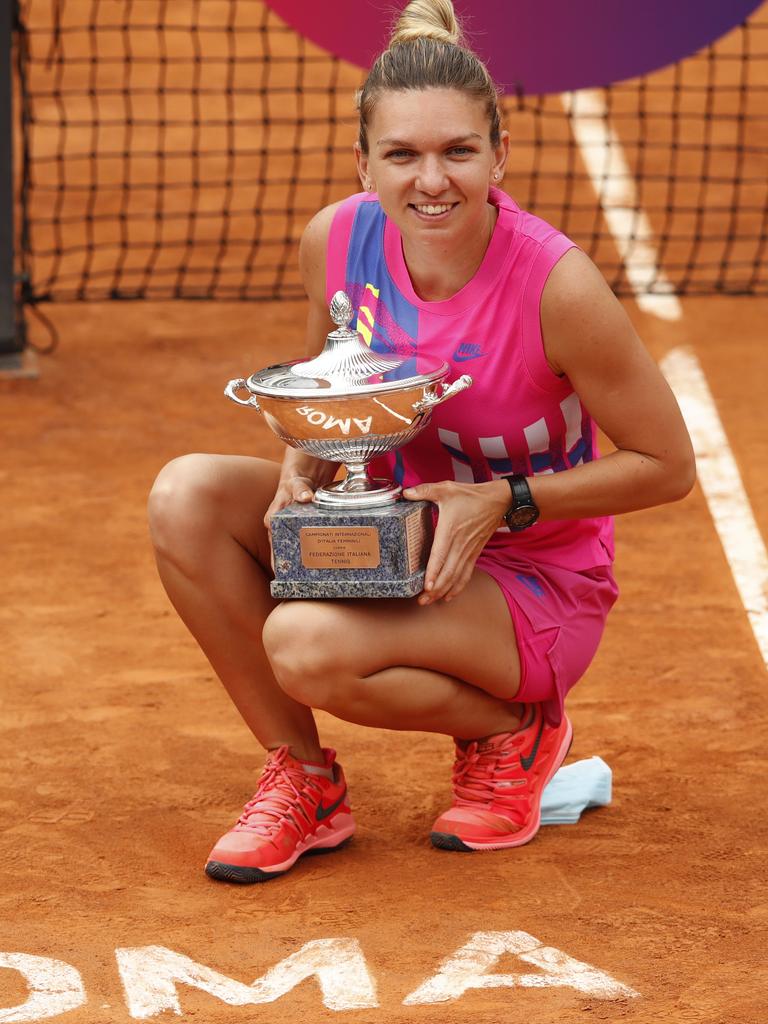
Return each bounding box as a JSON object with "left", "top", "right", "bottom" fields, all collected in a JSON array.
[
  {"left": 262, "top": 577, "right": 573, "bottom": 854},
  {"left": 147, "top": 453, "right": 323, "bottom": 762},
  {"left": 262, "top": 568, "right": 525, "bottom": 739}
]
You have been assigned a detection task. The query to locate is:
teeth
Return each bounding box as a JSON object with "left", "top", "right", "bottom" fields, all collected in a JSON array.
[{"left": 414, "top": 203, "right": 453, "bottom": 215}]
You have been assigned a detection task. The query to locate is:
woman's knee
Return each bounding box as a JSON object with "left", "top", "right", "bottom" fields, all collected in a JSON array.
[
  {"left": 263, "top": 602, "right": 350, "bottom": 707},
  {"left": 147, "top": 454, "right": 223, "bottom": 555}
]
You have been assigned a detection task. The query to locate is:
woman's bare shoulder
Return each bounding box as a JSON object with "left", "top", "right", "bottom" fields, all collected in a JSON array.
[
  {"left": 541, "top": 246, "right": 635, "bottom": 376},
  {"left": 300, "top": 200, "right": 349, "bottom": 261},
  {"left": 299, "top": 199, "right": 348, "bottom": 302}
]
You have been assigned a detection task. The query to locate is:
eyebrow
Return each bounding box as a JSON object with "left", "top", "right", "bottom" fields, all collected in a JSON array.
[{"left": 376, "top": 133, "right": 483, "bottom": 148}]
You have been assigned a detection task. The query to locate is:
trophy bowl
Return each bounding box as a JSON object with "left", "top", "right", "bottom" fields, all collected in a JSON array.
[{"left": 224, "top": 291, "right": 472, "bottom": 508}]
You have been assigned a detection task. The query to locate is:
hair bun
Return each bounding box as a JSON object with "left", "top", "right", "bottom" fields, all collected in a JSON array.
[{"left": 390, "top": 0, "right": 462, "bottom": 47}]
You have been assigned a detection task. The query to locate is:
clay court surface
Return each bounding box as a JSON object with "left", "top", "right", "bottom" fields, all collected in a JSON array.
[
  {"left": 2, "top": 2, "right": 768, "bottom": 1021},
  {"left": 1, "top": 293, "right": 766, "bottom": 1023}
]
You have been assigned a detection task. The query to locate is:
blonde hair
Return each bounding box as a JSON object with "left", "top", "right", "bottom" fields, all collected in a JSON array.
[
  {"left": 356, "top": 0, "right": 501, "bottom": 154},
  {"left": 389, "top": 0, "right": 462, "bottom": 46}
]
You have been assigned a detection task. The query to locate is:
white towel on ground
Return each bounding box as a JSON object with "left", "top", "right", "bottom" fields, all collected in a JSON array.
[{"left": 540, "top": 756, "right": 612, "bottom": 825}]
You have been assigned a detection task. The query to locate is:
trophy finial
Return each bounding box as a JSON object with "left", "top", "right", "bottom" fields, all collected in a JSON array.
[{"left": 329, "top": 290, "right": 354, "bottom": 328}]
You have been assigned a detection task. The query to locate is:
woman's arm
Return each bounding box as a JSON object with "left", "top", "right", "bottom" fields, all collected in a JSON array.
[
  {"left": 404, "top": 248, "right": 696, "bottom": 604},
  {"left": 297, "top": 202, "right": 343, "bottom": 355},
  {"left": 528, "top": 247, "right": 696, "bottom": 519}
]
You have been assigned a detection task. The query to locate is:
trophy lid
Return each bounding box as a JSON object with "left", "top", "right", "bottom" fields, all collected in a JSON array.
[{"left": 245, "top": 291, "right": 448, "bottom": 399}]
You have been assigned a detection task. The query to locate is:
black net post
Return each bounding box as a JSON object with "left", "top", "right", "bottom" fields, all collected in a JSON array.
[{"left": 0, "top": 0, "right": 23, "bottom": 358}]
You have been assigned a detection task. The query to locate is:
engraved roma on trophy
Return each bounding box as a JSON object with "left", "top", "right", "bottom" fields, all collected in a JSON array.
[{"left": 225, "top": 291, "right": 472, "bottom": 598}]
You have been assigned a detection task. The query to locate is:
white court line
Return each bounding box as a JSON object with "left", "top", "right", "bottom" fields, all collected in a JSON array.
[
  {"left": 561, "top": 91, "right": 681, "bottom": 322},
  {"left": 565, "top": 89, "right": 768, "bottom": 668},
  {"left": 661, "top": 348, "right": 768, "bottom": 666}
]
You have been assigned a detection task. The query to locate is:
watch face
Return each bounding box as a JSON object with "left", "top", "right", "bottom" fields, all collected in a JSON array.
[{"left": 505, "top": 504, "right": 539, "bottom": 530}]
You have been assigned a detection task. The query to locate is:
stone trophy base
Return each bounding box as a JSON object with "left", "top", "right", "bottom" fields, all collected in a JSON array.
[{"left": 269, "top": 499, "right": 434, "bottom": 599}]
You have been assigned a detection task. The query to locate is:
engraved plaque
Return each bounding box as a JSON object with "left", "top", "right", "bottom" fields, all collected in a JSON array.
[{"left": 300, "top": 527, "right": 381, "bottom": 569}]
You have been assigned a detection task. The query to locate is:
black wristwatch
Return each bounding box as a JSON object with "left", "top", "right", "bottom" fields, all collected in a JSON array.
[{"left": 501, "top": 474, "right": 540, "bottom": 531}]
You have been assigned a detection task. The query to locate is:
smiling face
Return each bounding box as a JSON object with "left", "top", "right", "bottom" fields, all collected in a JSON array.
[{"left": 355, "top": 87, "right": 508, "bottom": 250}]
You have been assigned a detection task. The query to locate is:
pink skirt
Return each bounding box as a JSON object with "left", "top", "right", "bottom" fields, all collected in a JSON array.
[{"left": 475, "top": 547, "right": 619, "bottom": 726}]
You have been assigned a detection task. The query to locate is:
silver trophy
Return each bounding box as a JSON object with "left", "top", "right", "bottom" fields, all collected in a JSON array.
[{"left": 225, "top": 291, "right": 472, "bottom": 597}]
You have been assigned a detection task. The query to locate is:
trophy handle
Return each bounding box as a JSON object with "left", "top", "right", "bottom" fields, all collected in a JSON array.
[
  {"left": 224, "top": 378, "right": 262, "bottom": 411},
  {"left": 412, "top": 374, "right": 473, "bottom": 415}
]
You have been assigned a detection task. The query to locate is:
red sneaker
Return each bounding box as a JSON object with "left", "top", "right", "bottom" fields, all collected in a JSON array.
[
  {"left": 205, "top": 746, "right": 355, "bottom": 883},
  {"left": 431, "top": 705, "right": 573, "bottom": 851}
]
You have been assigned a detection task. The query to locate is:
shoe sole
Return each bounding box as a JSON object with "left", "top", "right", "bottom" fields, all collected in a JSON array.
[
  {"left": 430, "top": 718, "right": 574, "bottom": 852},
  {"left": 430, "top": 833, "right": 475, "bottom": 852},
  {"left": 205, "top": 828, "right": 354, "bottom": 884}
]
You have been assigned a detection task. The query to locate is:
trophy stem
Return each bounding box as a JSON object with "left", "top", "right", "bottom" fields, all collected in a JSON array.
[
  {"left": 314, "top": 461, "right": 402, "bottom": 509},
  {"left": 343, "top": 461, "right": 373, "bottom": 490}
]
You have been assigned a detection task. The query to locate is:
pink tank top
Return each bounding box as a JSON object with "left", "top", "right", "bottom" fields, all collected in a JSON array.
[{"left": 325, "top": 187, "right": 614, "bottom": 570}]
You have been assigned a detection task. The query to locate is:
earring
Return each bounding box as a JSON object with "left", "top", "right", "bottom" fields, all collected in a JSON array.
[{"left": 494, "top": 171, "right": 501, "bottom": 180}]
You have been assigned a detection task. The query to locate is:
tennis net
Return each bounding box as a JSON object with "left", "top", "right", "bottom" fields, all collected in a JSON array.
[{"left": 12, "top": 0, "right": 768, "bottom": 303}]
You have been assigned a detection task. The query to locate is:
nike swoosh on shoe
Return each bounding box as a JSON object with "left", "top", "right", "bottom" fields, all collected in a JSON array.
[
  {"left": 316, "top": 789, "right": 347, "bottom": 821},
  {"left": 520, "top": 718, "right": 546, "bottom": 771}
]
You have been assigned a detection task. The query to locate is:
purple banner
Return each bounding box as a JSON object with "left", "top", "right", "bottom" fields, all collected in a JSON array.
[{"left": 265, "top": 0, "right": 762, "bottom": 94}]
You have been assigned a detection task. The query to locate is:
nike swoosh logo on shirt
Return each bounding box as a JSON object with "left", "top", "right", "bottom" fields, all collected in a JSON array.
[
  {"left": 452, "top": 343, "right": 486, "bottom": 362},
  {"left": 520, "top": 719, "right": 546, "bottom": 772},
  {"left": 316, "top": 789, "right": 347, "bottom": 821}
]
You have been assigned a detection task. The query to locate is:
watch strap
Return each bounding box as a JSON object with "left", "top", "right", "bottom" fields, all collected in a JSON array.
[
  {"left": 501, "top": 473, "right": 539, "bottom": 531},
  {"left": 503, "top": 474, "right": 534, "bottom": 508}
]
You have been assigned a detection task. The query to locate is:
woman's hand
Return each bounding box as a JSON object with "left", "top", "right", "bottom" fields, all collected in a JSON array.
[
  {"left": 402, "top": 480, "right": 509, "bottom": 605},
  {"left": 264, "top": 474, "right": 324, "bottom": 575},
  {"left": 265, "top": 447, "right": 339, "bottom": 533},
  {"left": 264, "top": 475, "right": 317, "bottom": 532}
]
